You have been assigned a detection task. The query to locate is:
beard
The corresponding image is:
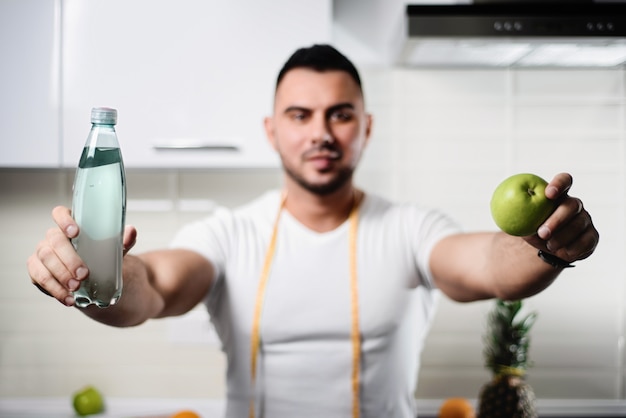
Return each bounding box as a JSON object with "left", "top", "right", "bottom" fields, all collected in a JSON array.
[{"left": 283, "top": 163, "right": 354, "bottom": 196}]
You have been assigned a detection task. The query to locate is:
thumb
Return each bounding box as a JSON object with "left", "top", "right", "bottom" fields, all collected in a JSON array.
[
  {"left": 545, "top": 172, "right": 573, "bottom": 200},
  {"left": 123, "top": 225, "right": 137, "bottom": 255}
]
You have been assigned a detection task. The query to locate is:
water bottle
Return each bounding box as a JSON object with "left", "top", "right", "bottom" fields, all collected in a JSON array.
[{"left": 71, "top": 107, "right": 126, "bottom": 308}]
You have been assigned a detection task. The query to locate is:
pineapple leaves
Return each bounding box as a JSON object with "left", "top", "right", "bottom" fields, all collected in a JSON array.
[{"left": 484, "top": 299, "right": 537, "bottom": 375}]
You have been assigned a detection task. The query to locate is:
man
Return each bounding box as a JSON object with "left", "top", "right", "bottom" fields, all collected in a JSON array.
[{"left": 28, "top": 45, "right": 598, "bottom": 418}]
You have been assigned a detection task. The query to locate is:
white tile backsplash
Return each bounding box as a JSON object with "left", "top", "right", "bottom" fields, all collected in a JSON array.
[
  {"left": 402, "top": 104, "right": 509, "bottom": 133},
  {"left": 512, "top": 136, "right": 623, "bottom": 174},
  {"left": 513, "top": 70, "right": 624, "bottom": 99},
  {"left": 2, "top": 67, "right": 625, "bottom": 403},
  {"left": 398, "top": 69, "right": 509, "bottom": 104},
  {"left": 514, "top": 104, "right": 623, "bottom": 132}
]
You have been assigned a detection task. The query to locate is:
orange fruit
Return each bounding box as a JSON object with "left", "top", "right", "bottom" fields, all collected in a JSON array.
[
  {"left": 170, "top": 410, "right": 201, "bottom": 418},
  {"left": 438, "top": 397, "right": 475, "bottom": 418}
]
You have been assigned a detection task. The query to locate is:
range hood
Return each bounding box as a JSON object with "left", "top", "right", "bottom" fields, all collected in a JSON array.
[{"left": 400, "top": 1, "right": 626, "bottom": 67}]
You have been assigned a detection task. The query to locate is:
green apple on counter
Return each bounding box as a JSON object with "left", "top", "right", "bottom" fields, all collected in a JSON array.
[
  {"left": 490, "top": 173, "right": 557, "bottom": 237},
  {"left": 72, "top": 385, "right": 104, "bottom": 416}
]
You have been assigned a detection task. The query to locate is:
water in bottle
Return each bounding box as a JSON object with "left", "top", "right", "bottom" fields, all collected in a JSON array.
[{"left": 72, "top": 107, "right": 126, "bottom": 308}]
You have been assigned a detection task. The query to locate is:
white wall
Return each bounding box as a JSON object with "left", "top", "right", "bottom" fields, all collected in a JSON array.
[{"left": 1, "top": 67, "right": 624, "bottom": 401}]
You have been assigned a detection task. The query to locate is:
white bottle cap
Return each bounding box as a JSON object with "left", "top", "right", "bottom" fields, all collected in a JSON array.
[{"left": 91, "top": 107, "right": 117, "bottom": 125}]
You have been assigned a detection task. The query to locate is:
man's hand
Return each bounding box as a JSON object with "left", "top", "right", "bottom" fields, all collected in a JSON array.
[
  {"left": 525, "top": 173, "right": 599, "bottom": 263},
  {"left": 26, "top": 206, "right": 137, "bottom": 306}
]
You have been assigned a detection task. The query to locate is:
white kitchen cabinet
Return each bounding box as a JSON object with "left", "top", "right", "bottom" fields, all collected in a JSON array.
[
  {"left": 61, "top": 0, "right": 331, "bottom": 168},
  {"left": 0, "top": 0, "right": 60, "bottom": 167}
]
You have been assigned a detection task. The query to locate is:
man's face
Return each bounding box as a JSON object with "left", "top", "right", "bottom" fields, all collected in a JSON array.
[{"left": 265, "top": 68, "right": 372, "bottom": 195}]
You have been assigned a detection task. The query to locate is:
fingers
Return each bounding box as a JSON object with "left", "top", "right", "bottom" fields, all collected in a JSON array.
[
  {"left": 535, "top": 196, "right": 599, "bottom": 262},
  {"left": 538, "top": 196, "right": 582, "bottom": 240},
  {"left": 524, "top": 173, "right": 599, "bottom": 263},
  {"left": 545, "top": 172, "right": 573, "bottom": 200},
  {"left": 27, "top": 252, "right": 75, "bottom": 306},
  {"left": 27, "top": 207, "right": 89, "bottom": 307},
  {"left": 52, "top": 205, "right": 79, "bottom": 238},
  {"left": 29, "top": 207, "right": 136, "bottom": 306},
  {"left": 44, "top": 226, "right": 87, "bottom": 283}
]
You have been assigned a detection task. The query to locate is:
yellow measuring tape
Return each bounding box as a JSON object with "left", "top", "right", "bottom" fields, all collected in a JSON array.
[{"left": 249, "top": 192, "right": 363, "bottom": 418}]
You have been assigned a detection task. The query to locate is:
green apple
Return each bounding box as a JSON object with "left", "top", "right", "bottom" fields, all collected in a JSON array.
[
  {"left": 490, "top": 173, "right": 556, "bottom": 236},
  {"left": 72, "top": 385, "right": 104, "bottom": 416}
]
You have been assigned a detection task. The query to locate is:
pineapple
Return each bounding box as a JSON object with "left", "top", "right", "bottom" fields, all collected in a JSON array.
[{"left": 477, "top": 299, "right": 538, "bottom": 418}]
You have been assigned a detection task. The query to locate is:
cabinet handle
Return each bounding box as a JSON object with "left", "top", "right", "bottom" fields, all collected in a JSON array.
[{"left": 153, "top": 140, "right": 240, "bottom": 152}]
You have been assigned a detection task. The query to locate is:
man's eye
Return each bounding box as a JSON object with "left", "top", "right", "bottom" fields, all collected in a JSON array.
[
  {"left": 290, "top": 112, "right": 307, "bottom": 121},
  {"left": 331, "top": 111, "right": 353, "bottom": 122}
]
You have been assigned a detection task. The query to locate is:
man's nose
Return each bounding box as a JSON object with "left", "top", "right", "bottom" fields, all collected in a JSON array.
[
  {"left": 312, "top": 133, "right": 334, "bottom": 145},
  {"left": 311, "top": 118, "right": 334, "bottom": 145}
]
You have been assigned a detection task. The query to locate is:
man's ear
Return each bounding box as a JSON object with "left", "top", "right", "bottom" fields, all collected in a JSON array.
[
  {"left": 364, "top": 113, "right": 373, "bottom": 146},
  {"left": 264, "top": 116, "right": 278, "bottom": 151}
]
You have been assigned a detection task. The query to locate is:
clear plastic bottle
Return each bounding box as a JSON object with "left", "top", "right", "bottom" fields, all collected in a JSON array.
[{"left": 71, "top": 107, "right": 126, "bottom": 308}]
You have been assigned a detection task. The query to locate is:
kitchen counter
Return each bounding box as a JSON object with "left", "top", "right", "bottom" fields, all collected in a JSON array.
[
  {"left": 0, "top": 398, "right": 224, "bottom": 418},
  {"left": 2, "top": 398, "right": 626, "bottom": 417},
  {"left": 418, "top": 398, "right": 626, "bottom": 417}
]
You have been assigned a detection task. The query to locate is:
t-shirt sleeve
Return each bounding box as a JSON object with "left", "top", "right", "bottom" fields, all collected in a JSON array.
[
  {"left": 412, "top": 208, "right": 462, "bottom": 289},
  {"left": 168, "top": 207, "right": 233, "bottom": 284}
]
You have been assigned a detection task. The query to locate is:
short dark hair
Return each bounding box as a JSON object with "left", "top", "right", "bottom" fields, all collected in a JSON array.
[{"left": 276, "top": 44, "right": 362, "bottom": 92}]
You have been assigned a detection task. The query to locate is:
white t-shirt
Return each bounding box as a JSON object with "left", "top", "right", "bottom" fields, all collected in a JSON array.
[{"left": 170, "top": 190, "right": 461, "bottom": 418}]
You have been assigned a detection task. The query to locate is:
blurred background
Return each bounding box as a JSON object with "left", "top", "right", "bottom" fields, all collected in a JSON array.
[{"left": 1, "top": 0, "right": 625, "bottom": 415}]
